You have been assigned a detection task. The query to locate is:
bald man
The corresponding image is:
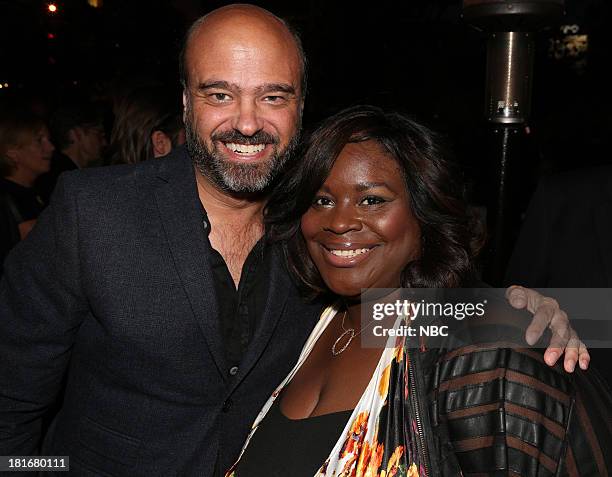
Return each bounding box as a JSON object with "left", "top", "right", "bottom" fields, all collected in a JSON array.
[
  {"left": 0, "top": 6, "right": 318, "bottom": 476},
  {"left": 0, "top": 5, "right": 588, "bottom": 476}
]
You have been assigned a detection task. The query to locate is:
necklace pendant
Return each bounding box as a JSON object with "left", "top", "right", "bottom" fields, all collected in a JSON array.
[{"left": 331, "top": 328, "right": 355, "bottom": 356}]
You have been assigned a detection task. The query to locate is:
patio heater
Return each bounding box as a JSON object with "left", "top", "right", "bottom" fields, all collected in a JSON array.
[{"left": 463, "top": 0, "right": 565, "bottom": 282}]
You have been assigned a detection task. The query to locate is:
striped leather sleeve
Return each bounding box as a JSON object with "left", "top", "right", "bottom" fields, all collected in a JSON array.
[{"left": 433, "top": 344, "right": 612, "bottom": 476}]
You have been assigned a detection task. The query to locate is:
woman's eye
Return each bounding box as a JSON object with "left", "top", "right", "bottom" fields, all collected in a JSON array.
[
  {"left": 360, "top": 196, "right": 385, "bottom": 206},
  {"left": 313, "top": 197, "right": 334, "bottom": 207}
]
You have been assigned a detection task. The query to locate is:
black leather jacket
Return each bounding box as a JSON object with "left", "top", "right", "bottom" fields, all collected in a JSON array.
[{"left": 411, "top": 341, "right": 612, "bottom": 476}]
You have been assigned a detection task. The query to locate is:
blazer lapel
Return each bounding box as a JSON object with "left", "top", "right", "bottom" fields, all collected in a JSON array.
[{"left": 153, "top": 150, "right": 228, "bottom": 378}]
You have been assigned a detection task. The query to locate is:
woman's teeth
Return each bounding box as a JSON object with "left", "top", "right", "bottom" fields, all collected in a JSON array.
[
  {"left": 329, "top": 248, "right": 370, "bottom": 258},
  {"left": 225, "top": 143, "right": 265, "bottom": 154}
]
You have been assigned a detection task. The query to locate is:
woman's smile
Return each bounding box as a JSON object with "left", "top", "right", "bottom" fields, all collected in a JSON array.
[{"left": 319, "top": 243, "right": 379, "bottom": 267}]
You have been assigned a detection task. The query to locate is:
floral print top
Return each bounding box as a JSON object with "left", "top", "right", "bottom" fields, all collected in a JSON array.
[{"left": 226, "top": 304, "right": 425, "bottom": 477}]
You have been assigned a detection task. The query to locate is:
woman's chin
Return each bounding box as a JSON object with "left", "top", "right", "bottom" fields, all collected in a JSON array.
[
  {"left": 325, "top": 283, "right": 363, "bottom": 300},
  {"left": 323, "top": 276, "right": 403, "bottom": 300}
]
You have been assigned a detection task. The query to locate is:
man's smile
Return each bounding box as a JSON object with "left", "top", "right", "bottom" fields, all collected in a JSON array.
[
  {"left": 219, "top": 141, "right": 272, "bottom": 161},
  {"left": 224, "top": 142, "right": 266, "bottom": 154}
]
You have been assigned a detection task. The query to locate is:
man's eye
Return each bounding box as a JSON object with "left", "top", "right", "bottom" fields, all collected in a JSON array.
[
  {"left": 211, "top": 93, "right": 230, "bottom": 102},
  {"left": 360, "top": 196, "right": 385, "bottom": 206},
  {"left": 263, "top": 95, "right": 284, "bottom": 103},
  {"left": 313, "top": 197, "right": 334, "bottom": 207}
]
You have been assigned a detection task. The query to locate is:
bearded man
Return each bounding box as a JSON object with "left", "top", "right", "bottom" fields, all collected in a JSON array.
[{"left": 0, "top": 4, "right": 587, "bottom": 476}]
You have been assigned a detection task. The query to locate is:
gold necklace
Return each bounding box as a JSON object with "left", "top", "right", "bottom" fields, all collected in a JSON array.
[{"left": 331, "top": 310, "right": 376, "bottom": 356}]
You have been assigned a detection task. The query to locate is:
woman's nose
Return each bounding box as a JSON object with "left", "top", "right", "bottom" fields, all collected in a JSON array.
[{"left": 323, "top": 204, "right": 362, "bottom": 234}]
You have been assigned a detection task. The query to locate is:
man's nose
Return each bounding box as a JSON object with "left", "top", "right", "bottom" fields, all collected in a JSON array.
[
  {"left": 231, "top": 99, "right": 264, "bottom": 137},
  {"left": 324, "top": 204, "right": 363, "bottom": 234}
]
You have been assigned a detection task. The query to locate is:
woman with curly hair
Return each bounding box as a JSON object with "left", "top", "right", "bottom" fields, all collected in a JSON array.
[{"left": 227, "top": 105, "right": 612, "bottom": 476}]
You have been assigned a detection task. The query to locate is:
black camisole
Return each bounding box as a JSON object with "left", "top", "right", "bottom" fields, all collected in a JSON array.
[{"left": 231, "top": 396, "right": 353, "bottom": 476}]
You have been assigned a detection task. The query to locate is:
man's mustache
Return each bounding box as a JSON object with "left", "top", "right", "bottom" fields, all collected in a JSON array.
[{"left": 211, "top": 130, "right": 279, "bottom": 146}]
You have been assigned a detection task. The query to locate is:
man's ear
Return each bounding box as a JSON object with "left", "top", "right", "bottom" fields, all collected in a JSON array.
[
  {"left": 4, "top": 148, "right": 19, "bottom": 168},
  {"left": 182, "top": 91, "right": 188, "bottom": 123},
  {"left": 68, "top": 127, "right": 81, "bottom": 144},
  {"left": 151, "top": 130, "right": 173, "bottom": 158}
]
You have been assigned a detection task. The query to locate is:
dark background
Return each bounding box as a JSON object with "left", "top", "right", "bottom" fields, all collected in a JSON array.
[{"left": 1, "top": 0, "right": 610, "bottom": 282}]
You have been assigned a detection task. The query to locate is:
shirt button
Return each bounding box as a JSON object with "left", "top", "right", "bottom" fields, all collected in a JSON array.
[
  {"left": 229, "top": 366, "right": 239, "bottom": 377},
  {"left": 202, "top": 219, "right": 209, "bottom": 229},
  {"left": 222, "top": 399, "right": 233, "bottom": 412}
]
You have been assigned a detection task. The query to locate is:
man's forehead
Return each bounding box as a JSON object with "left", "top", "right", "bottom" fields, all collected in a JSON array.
[
  {"left": 194, "top": 5, "right": 288, "bottom": 38},
  {"left": 187, "top": 8, "right": 294, "bottom": 56},
  {"left": 186, "top": 31, "right": 301, "bottom": 91}
]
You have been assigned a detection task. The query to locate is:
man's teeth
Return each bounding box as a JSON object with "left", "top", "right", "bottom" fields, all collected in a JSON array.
[
  {"left": 329, "top": 248, "right": 371, "bottom": 258},
  {"left": 225, "top": 143, "right": 265, "bottom": 154}
]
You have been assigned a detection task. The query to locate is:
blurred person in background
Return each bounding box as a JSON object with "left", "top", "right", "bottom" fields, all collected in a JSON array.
[
  {"left": 0, "top": 109, "right": 53, "bottom": 269},
  {"left": 506, "top": 165, "right": 612, "bottom": 388},
  {"left": 36, "top": 101, "right": 107, "bottom": 202},
  {"left": 109, "top": 85, "right": 185, "bottom": 165}
]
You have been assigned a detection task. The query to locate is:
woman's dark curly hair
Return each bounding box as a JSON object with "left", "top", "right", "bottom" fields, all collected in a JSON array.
[{"left": 265, "top": 105, "right": 482, "bottom": 299}]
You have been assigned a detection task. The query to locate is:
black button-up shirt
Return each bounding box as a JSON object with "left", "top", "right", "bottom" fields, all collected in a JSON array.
[{"left": 202, "top": 212, "right": 271, "bottom": 375}]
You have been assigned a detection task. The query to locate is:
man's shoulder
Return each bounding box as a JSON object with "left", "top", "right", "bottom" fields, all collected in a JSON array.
[{"left": 59, "top": 147, "right": 192, "bottom": 197}]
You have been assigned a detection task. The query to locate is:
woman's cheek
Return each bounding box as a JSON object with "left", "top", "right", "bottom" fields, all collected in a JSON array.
[{"left": 300, "top": 210, "right": 316, "bottom": 238}]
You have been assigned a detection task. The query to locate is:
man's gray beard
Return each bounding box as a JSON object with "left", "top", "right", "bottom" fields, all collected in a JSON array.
[{"left": 185, "top": 115, "right": 301, "bottom": 194}]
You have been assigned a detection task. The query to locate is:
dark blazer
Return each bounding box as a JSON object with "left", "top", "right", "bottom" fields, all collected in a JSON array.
[{"left": 0, "top": 147, "right": 321, "bottom": 476}]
